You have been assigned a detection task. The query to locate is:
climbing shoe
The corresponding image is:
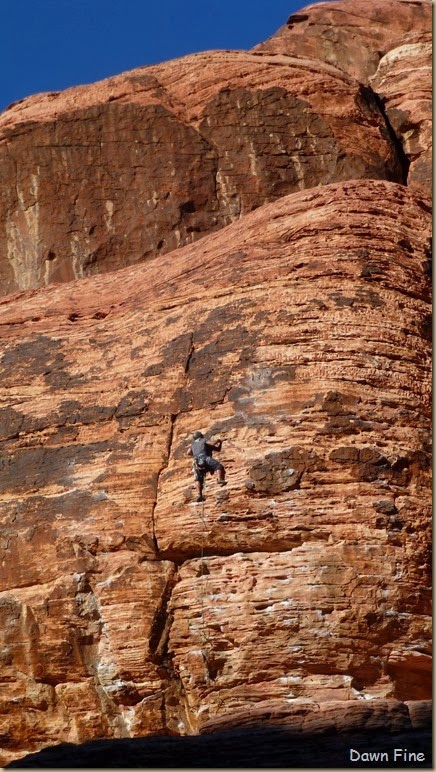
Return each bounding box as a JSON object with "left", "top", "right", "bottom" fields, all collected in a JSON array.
[
  {"left": 196, "top": 495, "right": 205, "bottom": 502},
  {"left": 217, "top": 480, "right": 227, "bottom": 486}
]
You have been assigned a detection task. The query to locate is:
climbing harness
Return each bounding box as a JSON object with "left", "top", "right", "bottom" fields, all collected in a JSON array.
[{"left": 194, "top": 452, "right": 208, "bottom": 472}]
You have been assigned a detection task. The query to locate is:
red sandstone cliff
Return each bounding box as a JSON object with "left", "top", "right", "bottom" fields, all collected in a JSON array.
[
  {"left": 0, "top": 0, "right": 432, "bottom": 766},
  {"left": 0, "top": 0, "right": 431, "bottom": 296}
]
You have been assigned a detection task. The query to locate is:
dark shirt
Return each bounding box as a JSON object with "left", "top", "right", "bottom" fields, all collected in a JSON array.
[{"left": 191, "top": 437, "right": 214, "bottom": 458}]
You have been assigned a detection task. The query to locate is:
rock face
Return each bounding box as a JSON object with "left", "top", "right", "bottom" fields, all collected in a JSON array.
[
  {"left": 0, "top": 51, "right": 400, "bottom": 295},
  {"left": 0, "top": 0, "right": 431, "bottom": 295},
  {"left": 0, "top": 0, "right": 432, "bottom": 767},
  {"left": 5, "top": 711, "right": 433, "bottom": 768},
  {"left": 370, "top": 42, "right": 432, "bottom": 193},
  {"left": 0, "top": 179, "right": 431, "bottom": 766},
  {"left": 254, "top": 0, "right": 432, "bottom": 83}
]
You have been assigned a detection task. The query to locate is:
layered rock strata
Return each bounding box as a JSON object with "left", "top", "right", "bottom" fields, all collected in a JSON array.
[
  {"left": 255, "top": 0, "right": 432, "bottom": 83},
  {"left": 5, "top": 705, "right": 433, "bottom": 769},
  {"left": 0, "top": 0, "right": 431, "bottom": 295},
  {"left": 370, "top": 41, "right": 432, "bottom": 193},
  {"left": 0, "top": 179, "right": 431, "bottom": 765},
  {"left": 0, "top": 0, "right": 432, "bottom": 765}
]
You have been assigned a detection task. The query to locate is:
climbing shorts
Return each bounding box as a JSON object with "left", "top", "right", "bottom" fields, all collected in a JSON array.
[{"left": 193, "top": 456, "right": 223, "bottom": 482}]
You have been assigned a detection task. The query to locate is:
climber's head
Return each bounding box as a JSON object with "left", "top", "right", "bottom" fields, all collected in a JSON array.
[{"left": 192, "top": 431, "right": 204, "bottom": 441}]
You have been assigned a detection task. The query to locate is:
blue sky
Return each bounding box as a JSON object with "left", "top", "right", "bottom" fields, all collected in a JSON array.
[{"left": 2, "top": 0, "right": 307, "bottom": 113}]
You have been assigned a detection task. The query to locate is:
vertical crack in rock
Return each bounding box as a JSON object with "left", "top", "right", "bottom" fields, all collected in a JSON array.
[
  {"left": 148, "top": 335, "right": 200, "bottom": 731},
  {"left": 148, "top": 562, "right": 199, "bottom": 735},
  {"left": 369, "top": 86, "right": 411, "bottom": 185},
  {"left": 184, "top": 332, "right": 195, "bottom": 376},
  {"left": 151, "top": 333, "right": 194, "bottom": 550},
  {"left": 148, "top": 565, "right": 177, "bottom": 663},
  {"left": 150, "top": 414, "right": 177, "bottom": 553}
]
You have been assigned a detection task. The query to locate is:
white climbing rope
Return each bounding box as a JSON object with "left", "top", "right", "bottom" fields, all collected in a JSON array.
[{"left": 198, "top": 484, "right": 211, "bottom": 683}]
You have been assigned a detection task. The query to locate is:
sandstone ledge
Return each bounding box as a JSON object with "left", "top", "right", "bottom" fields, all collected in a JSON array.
[{"left": 4, "top": 701, "right": 432, "bottom": 768}]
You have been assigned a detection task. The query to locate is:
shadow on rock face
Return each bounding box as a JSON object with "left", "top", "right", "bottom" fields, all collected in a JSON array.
[{"left": 6, "top": 725, "right": 432, "bottom": 769}]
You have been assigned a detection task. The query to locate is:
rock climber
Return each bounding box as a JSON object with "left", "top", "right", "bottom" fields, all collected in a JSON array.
[{"left": 187, "top": 431, "right": 227, "bottom": 502}]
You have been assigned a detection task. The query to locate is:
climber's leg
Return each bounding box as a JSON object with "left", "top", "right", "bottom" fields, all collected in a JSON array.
[
  {"left": 194, "top": 468, "right": 206, "bottom": 502},
  {"left": 207, "top": 458, "right": 227, "bottom": 485},
  {"left": 195, "top": 479, "right": 205, "bottom": 502}
]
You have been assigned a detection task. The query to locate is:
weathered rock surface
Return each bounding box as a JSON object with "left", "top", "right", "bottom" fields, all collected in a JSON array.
[
  {"left": 254, "top": 0, "right": 432, "bottom": 84},
  {"left": 0, "top": 0, "right": 431, "bottom": 296},
  {"left": 0, "top": 179, "right": 431, "bottom": 765},
  {"left": 370, "top": 42, "right": 432, "bottom": 193},
  {"left": 5, "top": 711, "right": 433, "bottom": 768},
  {"left": 0, "top": 0, "right": 432, "bottom": 765}
]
